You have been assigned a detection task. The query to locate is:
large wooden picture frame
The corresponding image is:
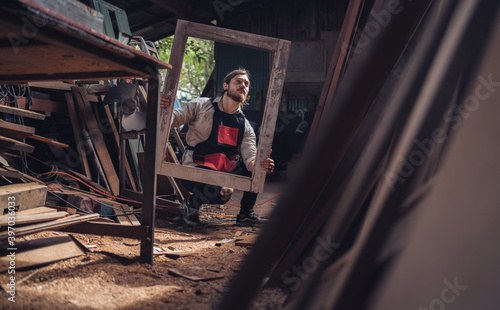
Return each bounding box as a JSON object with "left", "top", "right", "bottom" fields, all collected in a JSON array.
[{"left": 157, "top": 20, "right": 291, "bottom": 193}]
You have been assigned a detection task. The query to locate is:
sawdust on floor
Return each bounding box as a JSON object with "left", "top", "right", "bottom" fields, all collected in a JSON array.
[{"left": 0, "top": 180, "right": 289, "bottom": 310}]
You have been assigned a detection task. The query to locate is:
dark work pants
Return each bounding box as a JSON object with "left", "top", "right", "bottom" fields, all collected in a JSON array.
[{"left": 182, "top": 163, "right": 258, "bottom": 214}]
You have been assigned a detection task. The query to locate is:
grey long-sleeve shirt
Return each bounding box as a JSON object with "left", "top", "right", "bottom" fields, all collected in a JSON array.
[{"left": 172, "top": 96, "right": 257, "bottom": 170}]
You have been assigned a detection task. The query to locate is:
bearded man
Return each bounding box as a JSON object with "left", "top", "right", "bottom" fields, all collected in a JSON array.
[{"left": 161, "top": 68, "right": 274, "bottom": 225}]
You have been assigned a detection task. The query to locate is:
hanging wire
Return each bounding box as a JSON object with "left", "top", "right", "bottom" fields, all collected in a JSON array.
[{"left": 0, "top": 84, "right": 26, "bottom": 104}]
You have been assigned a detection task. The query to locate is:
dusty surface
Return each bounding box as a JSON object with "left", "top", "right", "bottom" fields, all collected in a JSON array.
[{"left": 0, "top": 179, "right": 289, "bottom": 310}]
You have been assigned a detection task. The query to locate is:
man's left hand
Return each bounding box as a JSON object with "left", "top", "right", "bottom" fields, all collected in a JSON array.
[{"left": 260, "top": 158, "right": 275, "bottom": 174}]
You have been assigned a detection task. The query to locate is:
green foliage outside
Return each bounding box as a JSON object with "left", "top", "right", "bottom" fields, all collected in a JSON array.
[{"left": 156, "top": 36, "right": 215, "bottom": 104}]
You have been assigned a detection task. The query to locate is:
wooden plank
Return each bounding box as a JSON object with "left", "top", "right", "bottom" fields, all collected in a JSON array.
[
  {"left": 121, "top": 204, "right": 141, "bottom": 226},
  {"left": 0, "top": 183, "right": 47, "bottom": 213},
  {"left": 65, "top": 92, "right": 92, "bottom": 179},
  {"left": 0, "top": 119, "right": 35, "bottom": 139},
  {"left": 0, "top": 206, "right": 57, "bottom": 220},
  {"left": 29, "top": 97, "right": 68, "bottom": 114},
  {"left": 158, "top": 161, "right": 252, "bottom": 192},
  {"left": 0, "top": 135, "right": 35, "bottom": 153},
  {"left": 61, "top": 221, "right": 147, "bottom": 240},
  {"left": 0, "top": 164, "right": 43, "bottom": 184},
  {"left": 72, "top": 86, "right": 120, "bottom": 195},
  {"left": 0, "top": 211, "right": 68, "bottom": 227},
  {"left": 0, "top": 236, "right": 85, "bottom": 272},
  {"left": 170, "top": 128, "right": 185, "bottom": 153},
  {"left": 0, "top": 213, "right": 100, "bottom": 240},
  {"left": 113, "top": 204, "right": 140, "bottom": 226},
  {"left": 114, "top": 205, "right": 132, "bottom": 225},
  {"left": 251, "top": 39, "right": 291, "bottom": 193},
  {"left": 158, "top": 19, "right": 188, "bottom": 168},
  {"left": 26, "top": 134, "right": 69, "bottom": 147},
  {"left": 307, "top": 0, "right": 365, "bottom": 144},
  {"left": 186, "top": 20, "right": 280, "bottom": 51},
  {"left": 0, "top": 104, "right": 45, "bottom": 120},
  {"left": 235, "top": 235, "right": 258, "bottom": 247},
  {"left": 103, "top": 105, "right": 137, "bottom": 191},
  {"left": 0, "top": 166, "right": 22, "bottom": 179},
  {"left": 28, "top": 81, "right": 74, "bottom": 91}
]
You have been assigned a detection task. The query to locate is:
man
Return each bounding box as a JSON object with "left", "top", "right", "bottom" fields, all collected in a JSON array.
[{"left": 160, "top": 68, "right": 274, "bottom": 226}]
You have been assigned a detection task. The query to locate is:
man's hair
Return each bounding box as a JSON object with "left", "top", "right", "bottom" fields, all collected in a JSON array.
[
  {"left": 223, "top": 68, "right": 251, "bottom": 86},
  {"left": 218, "top": 68, "right": 251, "bottom": 105}
]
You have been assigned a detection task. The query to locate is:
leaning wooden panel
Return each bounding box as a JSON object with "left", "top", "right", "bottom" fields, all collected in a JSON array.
[{"left": 158, "top": 19, "right": 290, "bottom": 193}]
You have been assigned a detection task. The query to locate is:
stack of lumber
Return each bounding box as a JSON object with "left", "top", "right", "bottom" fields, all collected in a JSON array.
[
  {"left": 0, "top": 206, "right": 100, "bottom": 241},
  {"left": 0, "top": 82, "right": 73, "bottom": 158}
]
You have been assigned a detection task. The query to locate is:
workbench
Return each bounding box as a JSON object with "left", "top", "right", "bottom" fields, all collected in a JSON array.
[{"left": 0, "top": 0, "right": 171, "bottom": 264}]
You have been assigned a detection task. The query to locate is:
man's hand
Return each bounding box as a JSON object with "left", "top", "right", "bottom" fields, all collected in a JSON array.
[
  {"left": 160, "top": 94, "right": 170, "bottom": 109},
  {"left": 259, "top": 157, "right": 275, "bottom": 174},
  {"left": 248, "top": 150, "right": 274, "bottom": 174}
]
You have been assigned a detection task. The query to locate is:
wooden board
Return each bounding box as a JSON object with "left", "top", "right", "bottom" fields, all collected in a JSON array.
[
  {"left": 0, "top": 211, "right": 68, "bottom": 227},
  {"left": 0, "top": 164, "right": 43, "bottom": 184},
  {"left": 0, "top": 104, "right": 45, "bottom": 120},
  {"left": 0, "top": 213, "right": 100, "bottom": 240},
  {"left": 103, "top": 105, "right": 137, "bottom": 191},
  {"left": 26, "top": 135, "right": 69, "bottom": 148},
  {"left": 29, "top": 98, "right": 68, "bottom": 114},
  {"left": 0, "top": 183, "right": 47, "bottom": 213},
  {"left": 0, "top": 119, "right": 35, "bottom": 140},
  {"left": 65, "top": 92, "right": 92, "bottom": 178},
  {"left": 0, "top": 135, "right": 35, "bottom": 153},
  {"left": 0, "top": 236, "right": 85, "bottom": 272},
  {"left": 28, "top": 81, "right": 75, "bottom": 91},
  {"left": 114, "top": 204, "right": 140, "bottom": 226},
  {"left": 72, "top": 86, "right": 120, "bottom": 195}
]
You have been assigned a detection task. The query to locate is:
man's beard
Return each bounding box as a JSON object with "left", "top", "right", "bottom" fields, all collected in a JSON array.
[{"left": 227, "top": 88, "right": 247, "bottom": 103}]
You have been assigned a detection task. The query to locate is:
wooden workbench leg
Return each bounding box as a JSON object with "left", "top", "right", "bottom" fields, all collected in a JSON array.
[{"left": 140, "top": 72, "right": 161, "bottom": 264}]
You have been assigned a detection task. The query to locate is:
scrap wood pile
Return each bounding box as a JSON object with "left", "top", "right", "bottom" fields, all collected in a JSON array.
[{"left": 0, "top": 80, "right": 159, "bottom": 268}]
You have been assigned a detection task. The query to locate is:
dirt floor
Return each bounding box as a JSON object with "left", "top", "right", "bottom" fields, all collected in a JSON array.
[{"left": 0, "top": 178, "right": 290, "bottom": 310}]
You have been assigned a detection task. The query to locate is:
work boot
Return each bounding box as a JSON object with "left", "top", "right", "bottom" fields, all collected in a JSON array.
[
  {"left": 236, "top": 210, "right": 260, "bottom": 224},
  {"left": 180, "top": 198, "right": 200, "bottom": 226}
]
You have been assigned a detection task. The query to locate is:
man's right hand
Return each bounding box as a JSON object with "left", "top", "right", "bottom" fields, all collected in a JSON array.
[{"left": 160, "top": 94, "right": 170, "bottom": 108}]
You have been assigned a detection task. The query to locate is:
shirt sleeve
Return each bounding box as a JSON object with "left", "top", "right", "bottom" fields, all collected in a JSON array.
[
  {"left": 171, "top": 99, "right": 198, "bottom": 128},
  {"left": 241, "top": 119, "right": 257, "bottom": 169}
]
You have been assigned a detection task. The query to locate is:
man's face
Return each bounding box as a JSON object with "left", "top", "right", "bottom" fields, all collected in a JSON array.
[{"left": 224, "top": 74, "right": 250, "bottom": 103}]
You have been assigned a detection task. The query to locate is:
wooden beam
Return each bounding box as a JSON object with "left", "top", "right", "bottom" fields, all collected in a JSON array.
[
  {"left": 0, "top": 135, "right": 34, "bottom": 153},
  {"left": 29, "top": 98, "right": 69, "bottom": 114},
  {"left": 71, "top": 86, "right": 120, "bottom": 195},
  {"left": 113, "top": 204, "right": 140, "bottom": 226},
  {"left": 158, "top": 161, "right": 252, "bottom": 192},
  {"left": 0, "top": 119, "right": 35, "bottom": 140},
  {"left": 65, "top": 92, "right": 92, "bottom": 179},
  {"left": 307, "top": 0, "right": 366, "bottom": 144},
  {"left": 28, "top": 81, "right": 74, "bottom": 91},
  {"left": 0, "top": 211, "right": 68, "bottom": 227},
  {"left": 0, "top": 104, "right": 45, "bottom": 120},
  {"left": 0, "top": 183, "right": 47, "bottom": 213},
  {"left": 103, "top": 105, "right": 137, "bottom": 191},
  {"left": 0, "top": 236, "right": 85, "bottom": 272},
  {"left": 0, "top": 213, "right": 99, "bottom": 240},
  {"left": 26, "top": 134, "right": 69, "bottom": 148},
  {"left": 61, "top": 220, "right": 147, "bottom": 240}
]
